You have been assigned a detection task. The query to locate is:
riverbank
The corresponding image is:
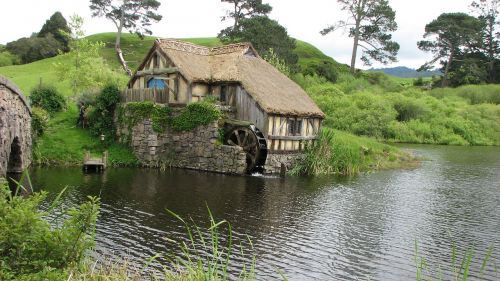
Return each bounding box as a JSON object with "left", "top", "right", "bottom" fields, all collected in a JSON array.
[{"left": 33, "top": 106, "right": 138, "bottom": 167}]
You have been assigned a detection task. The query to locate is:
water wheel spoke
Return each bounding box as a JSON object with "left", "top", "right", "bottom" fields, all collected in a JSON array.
[
  {"left": 234, "top": 131, "right": 242, "bottom": 146},
  {"left": 241, "top": 131, "right": 249, "bottom": 147}
]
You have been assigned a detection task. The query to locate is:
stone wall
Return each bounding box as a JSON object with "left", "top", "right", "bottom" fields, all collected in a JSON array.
[
  {"left": 0, "top": 76, "right": 32, "bottom": 177},
  {"left": 264, "top": 153, "right": 303, "bottom": 175},
  {"left": 117, "top": 116, "right": 247, "bottom": 175}
]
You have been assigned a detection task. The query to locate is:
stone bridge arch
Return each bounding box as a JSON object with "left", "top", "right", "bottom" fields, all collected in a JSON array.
[{"left": 0, "top": 75, "right": 32, "bottom": 176}]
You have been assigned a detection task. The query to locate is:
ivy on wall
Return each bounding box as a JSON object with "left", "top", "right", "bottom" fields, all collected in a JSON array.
[{"left": 118, "top": 100, "right": 221, "bottom": 134}]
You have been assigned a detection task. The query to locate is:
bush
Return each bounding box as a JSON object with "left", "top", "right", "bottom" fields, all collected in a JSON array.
[
  {"left": 0, "top": 51, "right": 20, "bottom": 67},
  {"left": 30, "top": 85, "right": 66, "bottom": 114},
  {"left": 0, "top": 181, "right": 99, "bottom": 280},
  {"left": 172, "top": 101, "right": 222, "bottom": 132},
  {"left": 87, "top": 85, "right": 121, "bottom": 145},
  {"left": 31, "top": 107, "right": 50, "bottom": 138},
  {"left": 302, "top": 61, "right": 338, "bottom": 82}
]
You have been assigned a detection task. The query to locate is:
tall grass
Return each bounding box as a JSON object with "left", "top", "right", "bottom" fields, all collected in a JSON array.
[
  {"left": 290, "top": 128, "right": 419, "bottom": 176},
  {"left": 69, "top": 207, "right": 258, "bottom": 281},
  {"left": 415, "top": 241, "right": 498, "bottom": 281}
]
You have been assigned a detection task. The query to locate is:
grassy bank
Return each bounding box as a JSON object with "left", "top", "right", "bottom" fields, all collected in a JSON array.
[
  {"left": 291, "top": 128, "right": 419, "bottom": 176},
  {"left": 33, "top": 105, "right": 138, "bottom": 167}
]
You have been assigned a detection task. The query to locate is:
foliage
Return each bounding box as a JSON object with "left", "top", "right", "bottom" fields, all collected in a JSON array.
[
  {"left": 470, "top": 0, "right": 500, "bottom": 83},
  {"left": 219, "top": 16, "right": 298, "bottom": 67},
  {"left": 4, "top": 12, "right": 70, "bottom": 64},
  {"left": 87, "top": 85, "right": 121, "bottom": 145},
  {"left": 221, "top": 0, "right": 272, "bottom": 29},
  {"left": 120, "top": 101, "right": 172, "bottom": 133},
  {"left": 31, "top": 107, "right": 50, "bottom": 139},
  {"left": 33, "top": 106, "right": 138, "bottom": 167},
  {"left": 291, "top": 128, "right": 417, "bottom": 176},
  {"left": 321, "top": 0, "right": 400, "bottom": 72},
  {"left": 414, "top": 241, "right": 496, "bottom": 281},
  {"left": 0, "top": 51, "right": 20, "bottom": 67},
  {"left": 301, "top": 73, "right": 500, "bottom": 146},
  {"left": 30, "top": 85, "right": 66, "bottom": 114},
  {"left": 38, "top": 11, "right": 71, "bottom": 52},
  {"left": 0, "top": 180, "right": 99, "bottom": 280},
  {"left": 171, "top": 101, "right": 222, "bottom": 132},
  {"left": 6, "top": 34, "right": 65, "bottom": 64},
  {"left": 263, "top": 48, "right": 291, "bottom": 77},
  {"left": 417, "top": 13, "right": 484, "bottom": 87},
  {"left": 302, "top": 60, "right": 338, "bottom": 83},
  {"left": 89, "top": 0, "right": 162, "bottom": 75},
  {"left": 55, "top": 15, "right": 128, "bottom": 96}
]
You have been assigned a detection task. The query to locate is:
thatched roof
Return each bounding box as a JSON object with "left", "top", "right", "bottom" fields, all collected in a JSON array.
[{"left": 141, "top": 39, "right": 324, "bottom": 118}]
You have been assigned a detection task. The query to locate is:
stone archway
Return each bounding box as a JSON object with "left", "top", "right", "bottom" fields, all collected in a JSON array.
[
  {"left": 7, "top": 137, "right": 23, "bottom": 173},
  {"left": 0, "top": 76, "right": 32, "bottom": 177}
]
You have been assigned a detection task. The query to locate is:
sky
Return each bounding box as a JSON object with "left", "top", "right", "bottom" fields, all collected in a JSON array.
[{"left": 0, "top": 0, "right": 474, "bottom": 69}]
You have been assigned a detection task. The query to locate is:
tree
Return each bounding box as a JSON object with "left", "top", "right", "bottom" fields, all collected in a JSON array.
[
  {"left": 38, "top": 11, "right": 71, "bottom": 52},
  {"left": 470, "top": 0, "right": 499, "bottom": 83},
  {"left": 89, "top": 0, "right": 162, "bottom": 76},
  {"left": 221, "top": 0, "right": 272, "bottom": 30},
  {"left": 417, "top": 13, "right": 483, "bottom": 87},
  {"left": 55, "top": 15, "right": 128, "bottom": 96},
  {"left": 321, "top": 0, "right": 399, "bottom": 74},
  {"left": 6, "top": 35, "right": 63, "bottom": 64},
  {"left": 219, "top": 16, "right": 298, "bottom": 68}
]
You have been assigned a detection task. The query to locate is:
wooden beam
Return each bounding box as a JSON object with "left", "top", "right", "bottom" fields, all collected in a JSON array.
[
  {"left": 268, "top": 135, "right": 317, "bottom": 141},
  {"left": 135, "top": 67, "right": 179, "bottom": 77}
]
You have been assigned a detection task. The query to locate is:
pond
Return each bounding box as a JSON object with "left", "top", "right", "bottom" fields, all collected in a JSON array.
[{"left": 28, "top": 145, "right": 500, "bottom": 280}]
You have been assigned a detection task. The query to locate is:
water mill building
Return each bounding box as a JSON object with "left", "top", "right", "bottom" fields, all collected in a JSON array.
[{"left": 120, "top": 39, "right": 324, "bottom": 174}]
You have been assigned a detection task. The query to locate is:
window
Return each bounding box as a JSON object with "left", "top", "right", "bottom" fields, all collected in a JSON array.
[
  {"left": 288, "top": 118, "right": 302, "bottom": 136},
  {"left": 147, "top": 78, "right": 166, "bottom": 89}
]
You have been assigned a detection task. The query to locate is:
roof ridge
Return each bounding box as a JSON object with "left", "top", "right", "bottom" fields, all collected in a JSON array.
[{"left": 157, "top": 39, "right": 210, "bottom": 55}]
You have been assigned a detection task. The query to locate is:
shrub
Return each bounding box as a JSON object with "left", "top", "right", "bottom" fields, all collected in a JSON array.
[
  {"left": 30, "top": 85, "right": 66, "bottom": 114},
  {"left": 0, "top": 181, "right": 99, "bottom": 280},
  {"left": 303, "top": 61, "right": 338, "bottom": 82},
  {"left": 31, "top": 107, "right": 50, "bottom": 138},
  {"left": 87, "top": 85, "right": 121, "bottom": 145},
  {"left": 171, "top": 101, "right": 222, "bottom": 132},
  {"left": 0, "top": 51, "right": 20, "bottom": 67}
]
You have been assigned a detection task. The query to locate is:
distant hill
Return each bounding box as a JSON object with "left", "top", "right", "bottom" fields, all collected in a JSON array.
[{"left": 368, "top": 66, "right": 441, "bottom": 78}]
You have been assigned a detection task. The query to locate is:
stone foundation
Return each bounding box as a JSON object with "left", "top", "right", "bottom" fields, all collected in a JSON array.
[
  {"left": 264, "top": 153, "right": 303, "bottom": 175},
  {"left": 117, "top": 117, "right": 247, "bottom": 175},
  {"left": 0, "top": 76, "right": 32, "bottom": 177}
]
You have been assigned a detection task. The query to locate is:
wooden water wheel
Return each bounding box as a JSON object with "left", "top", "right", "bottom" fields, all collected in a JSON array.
[{"left": 224, "top": 124, "right": 268, "bottom": 173}]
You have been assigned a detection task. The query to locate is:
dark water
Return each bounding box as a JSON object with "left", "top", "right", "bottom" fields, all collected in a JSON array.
[{"left": 29, "top": 145, "right": 500, "bottom": 280}]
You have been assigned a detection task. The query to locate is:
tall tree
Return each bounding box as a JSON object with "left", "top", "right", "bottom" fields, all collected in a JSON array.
[
  {"left": 89, "top": 0, "right": 162, "bottom": 76},
  {"left": 321, "top": 0, "right": 399, "bottom": 74},
  {"left": 417, "top": 13, "right": 483, "bottom": 87},
  {"left": 221, "top": 0, "right": 272, "bottom": 30},
  {"left": 470, "top": 0, "right": 499, "bottom": 83},
  {"left": 38, "top": 12, "right": 71, "bottom": 52},
  {"left": 219, "top": 16, "right": 298, "bottom": 67}
]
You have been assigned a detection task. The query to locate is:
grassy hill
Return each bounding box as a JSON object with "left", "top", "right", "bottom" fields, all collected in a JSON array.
[{"left": 0, "top": 33, "right": 348, "bottom": 96}]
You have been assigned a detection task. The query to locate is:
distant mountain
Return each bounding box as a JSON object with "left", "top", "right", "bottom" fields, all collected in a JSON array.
[{"left": 368, "top": 66, "right": 441, "bottom": 78}]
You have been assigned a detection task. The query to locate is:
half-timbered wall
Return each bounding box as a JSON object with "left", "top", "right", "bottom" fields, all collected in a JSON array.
[
  {"left": 131, "top": 50, "right": 189, "bottom": 104},
  {"left": 266, "top": 115, "right": 321, "bottom": 152}
]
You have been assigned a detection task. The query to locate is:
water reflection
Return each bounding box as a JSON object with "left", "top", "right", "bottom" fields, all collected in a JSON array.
[{"left": 29, "top": 145, "right": 500, "bottom": 280}]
